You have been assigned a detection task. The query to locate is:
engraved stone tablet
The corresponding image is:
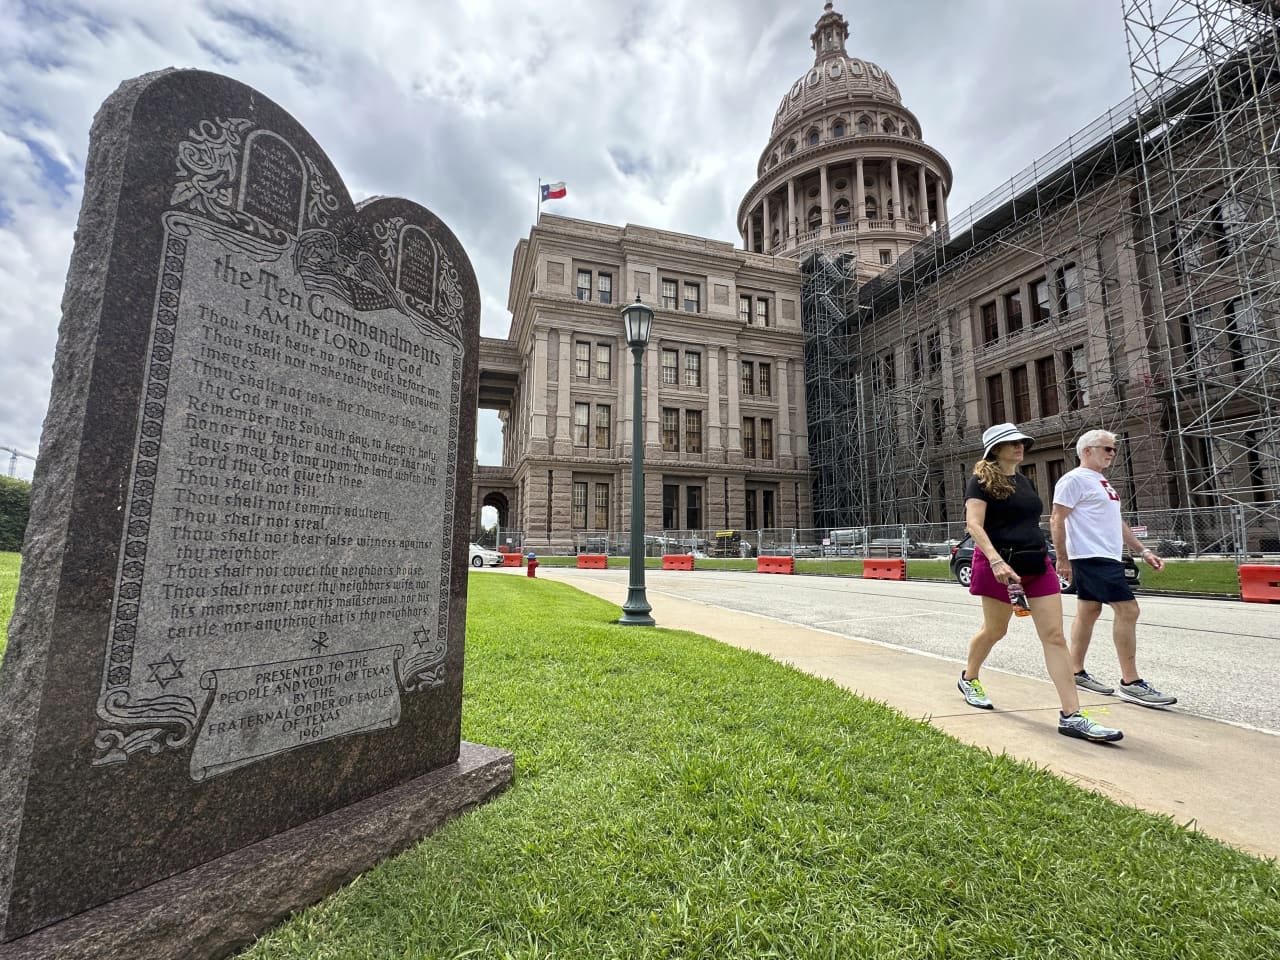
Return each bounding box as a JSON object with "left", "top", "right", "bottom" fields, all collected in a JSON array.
[{"left": 0, "top": 69, "right": 511, "bottom": 955}]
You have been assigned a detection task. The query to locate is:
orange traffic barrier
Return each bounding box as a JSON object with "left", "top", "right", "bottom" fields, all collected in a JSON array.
[
  {"left": 756, "top": 556, "right": 795, "bottom": 575},
  {"left": 1239, "top": 564, "right": 1280, "bottom": 603},
  {"left": 576, "top": 553, "right": 608, "bottom": 569},
  {"left": 662, "top": 554, "right": 695, "bottom": 571},
  {"left": 863, "top": 558, "right": 906, "bottom": 581},
  {"left": 500, "top": 553, "right": 523, "bottom": 567}
]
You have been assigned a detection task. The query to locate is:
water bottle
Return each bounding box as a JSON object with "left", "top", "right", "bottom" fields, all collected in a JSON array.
[{"left": 1007, "top": 582, "right": 1032, "bottom": 617}]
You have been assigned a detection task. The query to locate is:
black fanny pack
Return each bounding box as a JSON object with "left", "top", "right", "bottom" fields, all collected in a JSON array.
[{"left": 999, "top": 546, "right": 1048, "bottom": 577}]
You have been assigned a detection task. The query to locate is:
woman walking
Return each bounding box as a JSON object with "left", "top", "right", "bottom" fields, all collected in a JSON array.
[{"left": 957, "top": 423, "right": 1123, "bottom": 743}]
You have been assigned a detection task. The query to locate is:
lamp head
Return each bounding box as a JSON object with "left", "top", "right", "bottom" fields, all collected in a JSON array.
[{"left": 621, "top": 295, "right": 654, "bottom": 349}]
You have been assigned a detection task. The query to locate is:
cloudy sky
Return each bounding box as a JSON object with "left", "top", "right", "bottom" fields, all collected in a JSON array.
[{"left": 0, "top": 0, "right": 1134, "bottom": 482}]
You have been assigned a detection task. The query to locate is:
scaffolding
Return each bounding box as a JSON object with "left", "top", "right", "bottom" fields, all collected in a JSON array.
[{"left": 801, "top": 0, "right": 1280, "bottom": 545}]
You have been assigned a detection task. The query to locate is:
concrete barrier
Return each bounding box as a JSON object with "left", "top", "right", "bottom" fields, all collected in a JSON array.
[
  {"left": 500, "top": 553, "right": 523, "bottom": 567},
  {"left": 756, "top": 556, "right": 795, "bottom": 575},
  {"left": 576, "top": 554, "right": 608, "bottom": 570},
  {"left": 863, "top": 558, "right": 906, "bottom": 581},
  {"left": 1239, "top": 564, "right": 1280, "bottom": 603},
  {"left": 662, "top": 555, "right": 695, "bottom": 571}
]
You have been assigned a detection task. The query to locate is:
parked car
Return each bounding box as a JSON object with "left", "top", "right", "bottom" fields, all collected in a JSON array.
[
  {"left": 948, "top": 534, "right": 1139, "bottom": 593},
  {"left": 469, "top": 543, "right": 502, "bottom": 567}
]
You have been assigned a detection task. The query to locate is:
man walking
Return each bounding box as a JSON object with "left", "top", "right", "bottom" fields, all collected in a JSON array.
[{"left": 1050, "top": 429, "right": 1177, "bottom": 707}]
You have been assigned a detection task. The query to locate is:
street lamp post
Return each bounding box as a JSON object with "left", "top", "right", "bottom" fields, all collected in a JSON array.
[{"left": 618, "top": 295, "right": 655, "bottom": 626}]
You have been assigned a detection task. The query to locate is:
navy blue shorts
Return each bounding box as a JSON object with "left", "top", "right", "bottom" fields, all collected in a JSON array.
[{"left": 1071, "top": 557, "right": 1134, "bottom": 603}]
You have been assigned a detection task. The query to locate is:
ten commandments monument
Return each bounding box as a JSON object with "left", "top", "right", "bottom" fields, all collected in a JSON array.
[{"left": 0, "top": 69, "right": 513, "bottom": 958}]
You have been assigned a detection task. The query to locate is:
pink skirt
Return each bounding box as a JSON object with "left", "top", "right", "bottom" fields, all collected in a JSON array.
[{"left": 969, "top": 550, "right": 1061, "bottom": 603}]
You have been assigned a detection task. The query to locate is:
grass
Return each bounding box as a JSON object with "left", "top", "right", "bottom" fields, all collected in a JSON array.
[
  {"left": 234, "top": 574, "right": 1279, "bottom": 959},
  {"left": 2, "top": 554, "right": 1276, "bottom": 957},
  {"left": 0, "top": 551, "right": 18, "bottom": 659}
]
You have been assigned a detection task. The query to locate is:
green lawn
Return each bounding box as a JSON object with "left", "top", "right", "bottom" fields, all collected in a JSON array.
[
  {"left": 2, "top": 556, "right": 1276, "bottom": 958},
  {"left": 0, "top": 551, "right": 18, "bottom": 659},
  {"left": 236, "top": 575, "right": 1278, "bottom": 959}
]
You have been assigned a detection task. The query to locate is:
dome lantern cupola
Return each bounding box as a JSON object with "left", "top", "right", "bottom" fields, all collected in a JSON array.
[{"left": 811, "top": 2, "right": 850, "bottom": 63}]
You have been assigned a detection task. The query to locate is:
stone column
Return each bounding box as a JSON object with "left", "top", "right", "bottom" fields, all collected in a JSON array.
[
  {"left": 530, "top": 329, "right": 549, "bottom": 454},
  {"left": 762, "top": 194, "right": 772, "bottom": 253},
  {"left": 554, "top": 330, "right": 572, "bottom": 455},
  {"left": 707, "top": 347, "right": 722, "bottom": 454},
  {"left": 935, "top": 178, "right": 947, "bottom": 227},
  {"left": 786, "top": 179, "right": 797, "bottom": 245},
  {"left": 746, "top": 211, "right": 755, "bottom": 253},
  {"left": 890, "top": 157, "right": 901, "bottom": 224},
  {"left": 726, "top": 348, "right": 742, "bottom": 460},
  {"left": 645, "top": 341, "right": 660, "bottom": 457},
  {"left": 819, "top": 164, "right": 830, "bottom": 238},
  {"left": 618, "top": 334, "right": 631, "bottom": 456},
  {"left": 776, "top": 359, "right": 792, "bottom": 461},
  {"left": 855, "top": 157, "right": 866, "bottom": 221},
  {"left": 917, "top": 164, "right": 929, "bottom": 230}
]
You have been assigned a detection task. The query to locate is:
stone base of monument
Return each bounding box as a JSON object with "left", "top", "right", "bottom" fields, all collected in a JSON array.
[{"left": 0, "top": 742, "right": 513, "bottom": 960}]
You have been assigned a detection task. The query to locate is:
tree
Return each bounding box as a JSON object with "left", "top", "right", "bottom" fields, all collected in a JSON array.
[{"left": 0, "top": 476, "right": 31, "bottom": 553}]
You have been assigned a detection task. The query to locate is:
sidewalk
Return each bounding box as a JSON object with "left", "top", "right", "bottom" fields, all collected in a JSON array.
[{"left": 528, "top": 567, "right": 1280, "bottom": 862}]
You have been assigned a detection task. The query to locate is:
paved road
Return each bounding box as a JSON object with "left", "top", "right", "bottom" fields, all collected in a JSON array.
[{"left": 540, "top": 568, "right": 1280, "bottom": 735}]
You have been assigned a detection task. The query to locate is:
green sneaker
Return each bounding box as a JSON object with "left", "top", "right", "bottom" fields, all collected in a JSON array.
[
  {"left": 958, "top": 673, "right": 993, "bottom": 710},
  {"left": 1058, "top": 710, "right": 1123, "bottom": 743}
]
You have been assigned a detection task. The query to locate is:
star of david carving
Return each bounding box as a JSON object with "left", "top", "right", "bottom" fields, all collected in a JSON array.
[
  {"left": 146, "top": 651, "right": 185, "bottom": 690},
  {"left": 412, "top": 625, "right": 431, "bottom": 649}
]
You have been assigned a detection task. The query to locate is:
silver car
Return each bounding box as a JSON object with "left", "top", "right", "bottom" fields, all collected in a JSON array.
[{"left": 469, "top": 543, "right": 502, "bottom": 567}]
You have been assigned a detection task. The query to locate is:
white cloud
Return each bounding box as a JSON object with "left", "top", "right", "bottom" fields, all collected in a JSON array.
[{"left": 0, "top": 1, "right": 1135, "bottom": 482}]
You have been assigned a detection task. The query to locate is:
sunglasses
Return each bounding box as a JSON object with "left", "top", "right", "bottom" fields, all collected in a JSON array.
[{"left": 1096, "top": 446, "right": 1117, "bottom": 454}]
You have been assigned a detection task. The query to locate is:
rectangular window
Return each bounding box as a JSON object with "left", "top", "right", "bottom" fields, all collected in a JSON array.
[
  {"left": 1057, "top": 262, "right": 1081, "bottom": 313},
  {"left": 879, "top": 249, "right": 892, "bottom": 264},
  {"left": 882, "top": 351, "right": 895, "bottom": 392},
  {"left": 661, "top": 349, "right": 679, "bottom": 385},
  {"left": 1005, "top": 290, "right": 1023, "bottom": 335},
  {"left": 594, "top": 482, "right": 609, "bottom": 529},
  {"left": 1023, "top": 463, "right": 1039, "bottom": 498},
  {"left": 1036, "top": 356, "right": 1059, "bottom": 416},
  {"left": 1012, "top": 365, "right": 1031, "bottom": 422},
  {"left": 662, "top": 408, "right": 679, "bottom": 452},
  {"left": 594, "top": 403, "right": 611, "bottom": 449},
  {"left": 760, "top": 418, "right": 773, "bottom": 460},
  {"left": 911, "top": 340, "right": 923, "bottom": 377},
  {"left": 745, "top": 490, "right": 758, "bottom": 529},
  {"left": 683, "top": 282, "right": 700, "bottom": 313},
  {"left": 1047, "top": 458, "right": 1066, "bottom": 490},
  {"left": 595, "top": 343, "right": 611, "bottom": 381},
  {"left": 597, "top": 272, "right": 612, "bottom": 305},
  {"left": 574, "top": 341, "right": 590, "bottom": 379},
  {"left": 741, "top": 360, "right": 754, "bottom": 396},
  {"left": 755, "top": 298, "right": 769, "bottom": 327},
  {"left": 742, "top": 417, "right": 756, "bottom": 459},
  {"left": 1064, "top": 345, "right": 1088, "bottom": 409},
  {"left": 739, "top": 294, "right": 752, "bottom": 324},
  {"left": 662, "top": 279, "right": 678, "bottom": 310},
  {"left": 1032, "top": 277, "right": 1051, "bottom": 324},
  {"left": 573, "top": 403, "right": 590, "bottom": 446},
  {"left": 576, "top": 269, "right": 591, "bottom": 301},
  {"left": 987, "top": 373, "right": 1006, "bottom": 423},
  {"left": 685, "top": 409, "right": 702, "bottom": 453},
  {"left": 1180, "top": 306, "right": 1211, "bottom": 373},
  {"left": 927, "top": 330, "right": 942, "bottom": 373},
  {"left": 572, "top": 481, "right": 587, "bottom": 528},
  {"left": 662, "top": 484, "right": 679, "bottom": 529},
  {"left": 684, "top": 351, "right": 701, "bottom": 387},
  {"left": 981, "top": 301, "right": 999, "bottom": 345},
  {"left": 686, "top": 486, "right": 702, "bottom": 529},
  {"left": 759, "top": 362, "right": 772, "bottom": 398},
  {"left": 930, "top": 397, "right": 943, "bottom": 444},
  {"left": 762, "top": 489, "right": 775, "bottom": 529}
]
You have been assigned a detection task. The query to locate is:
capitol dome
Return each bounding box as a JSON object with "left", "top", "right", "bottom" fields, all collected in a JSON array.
[{"left": 738, "top": 3, "right": 953, "bottom": 276}]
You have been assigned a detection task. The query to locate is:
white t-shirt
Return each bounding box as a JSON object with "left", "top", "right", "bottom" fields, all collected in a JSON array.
[{"left": 1053, "top": 466, "right": 1124, "bottom": 560}]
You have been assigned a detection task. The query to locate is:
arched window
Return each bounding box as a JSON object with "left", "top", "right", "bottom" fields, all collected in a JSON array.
[
  {"left": 907, "top": 204, "right": 918, "bottom": 223},
  {"left": 807, "top": 128, "right": 820, "bottom": 146},
  {"left": 833, "top": 198, "right": 851, "bottom": 225},
  {"left": 807, "top": 206, "right": 822, "bottom": 230},
  {"left": 882, "top": 117, "right": 897, "bottom": 134},
  {"left": 865, "top": 196, "right": 878, "bottom": 219},
  {"left": 856, "top": 115, "right": 871, "bottom": 134},
  {"left": 832, "top": 121, "right": 845, "bottom": 138},
  {"left": 902, "top": 125, "right": 914, "bottom": 139},
  {"left": 886, "top": 199, "right": 895, "bottom": 218},
  {"left": 786, "top": 140, "right": 797, "bottom": 156}
]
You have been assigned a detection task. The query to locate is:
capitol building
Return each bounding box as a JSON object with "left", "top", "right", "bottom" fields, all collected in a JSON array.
[{"left": 477, "top": 1, "right": 1280, "bottom": 553}]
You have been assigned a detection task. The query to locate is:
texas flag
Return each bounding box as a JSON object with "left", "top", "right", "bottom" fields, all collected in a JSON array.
[{"left": 540, "top": 181, "right": 567, "bottom": 201}]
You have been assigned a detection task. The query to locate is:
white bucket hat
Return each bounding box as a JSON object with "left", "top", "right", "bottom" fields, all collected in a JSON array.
[{"left": 981, "top": 422, "right": 1035, "bottom": 459}]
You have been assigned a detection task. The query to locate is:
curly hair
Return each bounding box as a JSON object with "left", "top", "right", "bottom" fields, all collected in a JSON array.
[{"left": 972, "top": 458, "right": 1015, "bottom": 499}]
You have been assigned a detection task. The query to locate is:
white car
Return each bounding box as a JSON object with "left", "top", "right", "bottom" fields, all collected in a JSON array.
[{"left": 469, "top": 543, "right": 502, "bottom": 567}]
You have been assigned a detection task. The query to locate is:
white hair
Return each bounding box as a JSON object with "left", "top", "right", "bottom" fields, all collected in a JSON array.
[{"left": 1076, "top": 429, "right": 1116, "bottom": 458}]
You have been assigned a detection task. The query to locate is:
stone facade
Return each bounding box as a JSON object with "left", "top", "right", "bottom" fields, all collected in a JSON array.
[{"left": 490, "top": 215, "right": 811, "bottom": 551}]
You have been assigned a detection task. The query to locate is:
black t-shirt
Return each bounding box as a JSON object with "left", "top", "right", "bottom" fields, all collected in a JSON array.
[{"left": 964, "top": 472, "right": 1046, "bottom": 552}]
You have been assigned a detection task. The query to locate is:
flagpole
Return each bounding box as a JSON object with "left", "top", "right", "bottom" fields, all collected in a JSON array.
[{"left": 536, "top": 178, "right": 541, "bottom": 226}]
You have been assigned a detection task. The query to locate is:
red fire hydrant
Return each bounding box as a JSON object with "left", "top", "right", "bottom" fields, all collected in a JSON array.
[{"left": 526, "top": 552, "right": 538, "bottom": 578}]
